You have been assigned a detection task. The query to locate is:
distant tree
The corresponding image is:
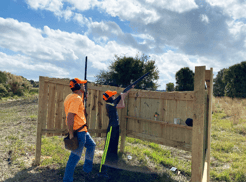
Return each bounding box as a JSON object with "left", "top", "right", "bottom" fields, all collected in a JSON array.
[
  {"left": 166, "top": 82, "right": 174, "bottom": 92},
  {"left": 223, "top": 61, "right": 246, "bottom": 98},
  {"left": 0, "top": 71, "right": 7, "bottom": 84},
  {"left": 95, "top": 54, "right": 159, "bottom": 90},
  {"left": 175, "top": 67, "right": 194, "bottom": 91},
  {"left": 213, "top": 68, "right": 227, "bottom": 97}
]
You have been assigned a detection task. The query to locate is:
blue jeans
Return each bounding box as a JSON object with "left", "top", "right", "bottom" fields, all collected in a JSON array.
[{"left": 63, "top": 131, "right": 96, "bottom": 182}]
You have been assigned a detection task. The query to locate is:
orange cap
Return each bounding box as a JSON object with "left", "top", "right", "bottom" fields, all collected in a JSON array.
[
  {"left": 103, "top": 90, "right": 117, "bottom": 101},
  {"left": 70, "top": 78, "right": 87, "bottom": 88}
]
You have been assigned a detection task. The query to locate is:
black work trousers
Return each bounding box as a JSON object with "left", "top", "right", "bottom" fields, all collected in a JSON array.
[
  {"left": 105, "top": 125, "right": 120, "bottom": 164},
  {"left": 101, "top": 125, "right": 120, "bottom": 174}
]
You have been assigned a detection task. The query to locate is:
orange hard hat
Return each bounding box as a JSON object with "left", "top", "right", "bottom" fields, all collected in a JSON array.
[
  {"left": 70, "top": 78, "right": 87, "bottom": 90},
  {"left": 103, "top": 90, "right": 117, "bottom": 101}
]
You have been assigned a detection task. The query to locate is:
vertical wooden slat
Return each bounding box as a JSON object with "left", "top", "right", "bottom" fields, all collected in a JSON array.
[
  {"left": 102, "top": 93, "right": 107, "bottom": 137},
  {"left": 205, "top": 68, "right": 213, "bottom": 182},
  {"left": 97, "top": 90, "right": 102, "bottom": 137},
  {"left": 35, "top": 76, "right": 47, "bottom": 165},
  {"left": 46, "top": 83, "right": 56, "bottom": 137},
  {"left": 90, "top": 89, "right": 97, "bottom": 136},
  {"left": 86, "top": 86, "right": 92, "bottom": 129},
  {"left": 192, "top": 66, "right": 206, "bottom": 182},
  {"left": 120, "top": 91, "right": 128, "bottom": 153},
  {"left": 54, "top": 84, "right": 64, "bottom": 136}
]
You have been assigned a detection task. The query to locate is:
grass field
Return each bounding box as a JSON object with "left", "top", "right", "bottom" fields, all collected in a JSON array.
[{"left": 0, "top": 93, "right": 246, "bottom": 181}]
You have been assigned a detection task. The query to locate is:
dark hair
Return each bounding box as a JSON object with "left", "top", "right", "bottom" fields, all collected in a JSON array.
[{"left": 106, "top": 97, "right": 113, "bottom": 103}]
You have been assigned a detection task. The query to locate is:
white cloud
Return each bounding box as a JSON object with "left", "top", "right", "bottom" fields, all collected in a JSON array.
[
  {"left": 0, "top": 17, "right": 141, "bottom": 74},
  {"left": 145, "top": 0, "right": 199, "bottom": 13},
  {"left": 200, "top": 14, "right": 209, "bottom": 24},
  {"left": 0, "top": 52, "right": 69, "bottom": 78},
  {"left": 63, "top": 0, "right": 98, "bottom": 11},
  {"left": 73, "top": 13, "right": 90, "bottom": 26},
  {"left": 97, "top": 0, "right": 160, "bottom": 24},
  {"left": 26, "top": 0, "right": 64, "bottom": 17},
  {"left": 206, "top": 0, "right": 246, "bottom": 20}
]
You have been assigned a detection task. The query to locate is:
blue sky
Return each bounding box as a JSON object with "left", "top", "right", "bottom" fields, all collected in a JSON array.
[{"left": 0, "top": 0, "right": 246, "bottom": 90}]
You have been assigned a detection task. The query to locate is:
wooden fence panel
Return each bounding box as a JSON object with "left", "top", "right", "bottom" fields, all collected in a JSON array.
[
  {"left": 46, "top": 83, "right": 56, "bottom": 137},
  {"left": 54, "top": 84, "right": 64, "bottom": 136},
  {"left": 86, "top": 87, "right": 92, "bottom": 129},
  {"left": 90, "top": 89, "right": 97, "bottom": 136}
]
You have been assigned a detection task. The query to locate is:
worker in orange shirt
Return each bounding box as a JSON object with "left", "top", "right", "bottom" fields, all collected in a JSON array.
[{"left": 63, "top": 78, "right": 96, "bottom": 182}]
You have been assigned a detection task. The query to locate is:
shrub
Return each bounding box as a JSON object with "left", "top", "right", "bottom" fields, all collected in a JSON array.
[{"left": 0, "top": 83, "right": 8, "bottom": 98}]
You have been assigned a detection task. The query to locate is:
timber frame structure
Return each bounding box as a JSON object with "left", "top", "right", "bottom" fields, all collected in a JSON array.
[{"left": 35, "top": 66, "right": 213, "bottom": 182}]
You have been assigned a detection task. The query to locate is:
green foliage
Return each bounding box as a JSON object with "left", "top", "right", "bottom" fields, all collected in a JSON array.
[
  {"left": 0, "top": 71, "right": 7, "bottom": 84},
  {"left": 223, "top": 61, "right": 246, "bottom": 98},
  {"left": 0, "top": 71, "right": 32, "bottom": 98},
  {"left": 166, "top": 82, "right": 174, "bottom": 92},
  {"left": 213, "top": 68, "right": 227, "bottom": 97},
  {"left": 95, "top": 54, "right": 159, "bottom": 90},
  {"left": 0, "top": 83, "right": 8, "bottom": 98},
  {"left": 175, "top": 67, "right": 194, "bottom": 91},
  {"left": 29, "top": 79, "right": 39, "bottom": 88}
]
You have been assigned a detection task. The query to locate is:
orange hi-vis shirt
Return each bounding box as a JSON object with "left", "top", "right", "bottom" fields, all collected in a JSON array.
[{"left": 64, "top": 93, "right": 87, "bottom": 132}]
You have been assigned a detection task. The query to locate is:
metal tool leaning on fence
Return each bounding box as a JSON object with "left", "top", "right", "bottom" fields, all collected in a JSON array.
[{"left": 63, "top": 77, "right": 96, "bottom": 182}]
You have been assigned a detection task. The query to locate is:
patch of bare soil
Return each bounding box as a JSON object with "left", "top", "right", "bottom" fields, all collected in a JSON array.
[{"left": 0, "top": 97, "right": 190, "bottom": 182}]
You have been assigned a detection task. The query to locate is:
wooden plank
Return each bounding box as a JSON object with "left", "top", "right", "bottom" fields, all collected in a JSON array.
[
  {"left": 88, "top": 84, "right": 124, "bottom": 93},
  {"left": 191, "top": 66, "right": 206, "bottom": 182},
  {"left": 46, "top": 83, "right": 56, "bottom": 137},
  {"left": 103, "top": 93, "right": 108, "bottom": 137},
  {"left": 97, "top": 90, "right": 102, "bottom": 137},
  {"left": 41, "top": 128, "right": 107, "bottom": 134},
  {"left": 206, "top": 68, "right": 213, "bottom": 181},
  {"left": 179, "top": 100, "right": 187, "bottom": 125},
  {"left": 86, "top": 88, "right": 92, "bottom": 129},
  {"left": 40, "top": 81, "right": 49, "bottom": 130},
  {"left": 62, "top": 86, "right": 71, "bottom": 130},
  {"left": 44, "top": 79, "right": 70, "bottom": 86},
  {"left": 54, "top": 84, "right": 64, "bottom": 136},
  {"left": 125, "top": 116, "right": 192, "bottom": 130},
  {"left": 205, "top": 70, "right": 210, "bottom": 81},
  {"left": 127, "top": 96, "right": 136, "bottom": 134},
  {"left": 120, "top": 92, "right": 128, "bottom": 153},
  {"left": 35, "top": 76, "right": 47, "bottom": 165},
  {"left": 90, "top": 89, "right": 97, "bottom": 137},
  {"left": 128, "top": 91, "right": 195, "bottom": 101},
  {"left": 126, "top": 132, "right": 192, "bottom": 152}
]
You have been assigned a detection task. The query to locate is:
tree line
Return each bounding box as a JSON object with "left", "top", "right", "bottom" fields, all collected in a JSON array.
[{"left": 96, "top": 55, "right": 246, "bottom": 98}]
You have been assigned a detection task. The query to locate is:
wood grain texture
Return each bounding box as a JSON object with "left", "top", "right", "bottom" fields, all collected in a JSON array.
[{"left": 191, "top": 66, "right": 206, "bottom": 182}]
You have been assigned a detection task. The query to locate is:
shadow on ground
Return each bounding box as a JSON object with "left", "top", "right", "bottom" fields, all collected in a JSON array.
[{"left": 4, "top": 163, "right": 179, "bottom": 182}]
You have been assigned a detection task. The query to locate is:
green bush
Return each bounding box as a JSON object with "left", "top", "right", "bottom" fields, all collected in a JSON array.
[
  {"left": 0, "top": 71, "right": 7, "bottom": 84},
  {"left": 29, "top": 88, "right": 39, "bottom": 95},
  {"left": 0, "top": 83, "right": 8, "bottom": 98}
]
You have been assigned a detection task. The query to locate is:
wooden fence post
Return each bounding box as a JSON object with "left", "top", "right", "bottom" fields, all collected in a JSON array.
[
  {"left": 120, "top": 94, "right": 128, "bottom": 153},
  {"left": 204, "top": 68, "right": 213, "bottom": 181},
  {"left": 35, "top": 76, "right": 47, "bottom": 165},
  {"left": 192, "top": 66, "right": 206, "bottom": 182}
]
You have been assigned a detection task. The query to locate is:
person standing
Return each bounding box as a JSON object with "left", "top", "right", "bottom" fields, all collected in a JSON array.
[
  {"left": 100, "top": 88, "right": 132, "bottom": 178},
  {"left": 63, "top": 78, "right": 96, "bottom": 182}
]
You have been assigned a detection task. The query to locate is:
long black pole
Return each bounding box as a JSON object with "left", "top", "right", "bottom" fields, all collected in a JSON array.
[{"left": 84, "top": 56, "right": 87, "bottom": 119}]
